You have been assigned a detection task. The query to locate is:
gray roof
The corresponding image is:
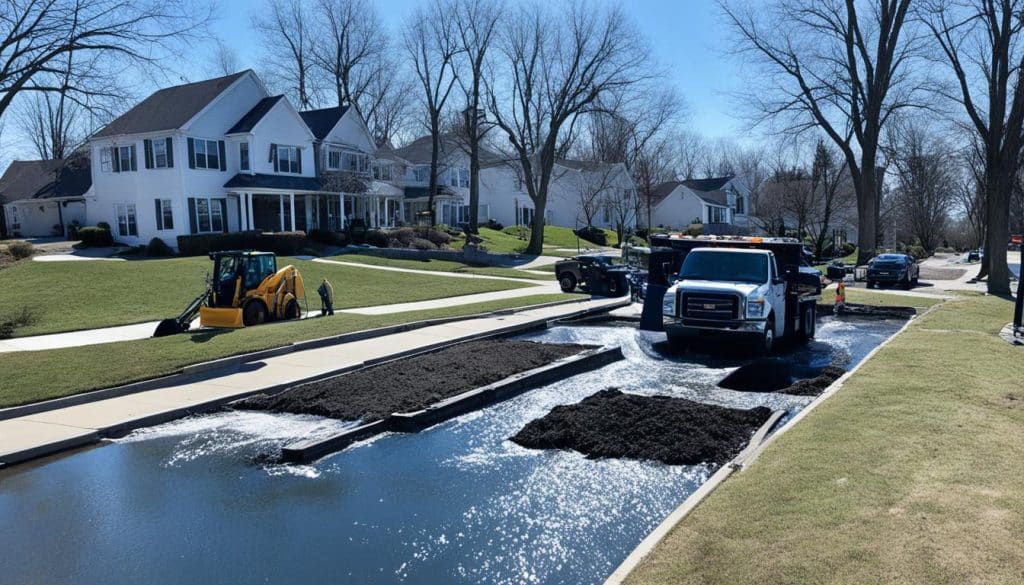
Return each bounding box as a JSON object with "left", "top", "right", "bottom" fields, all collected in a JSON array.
[
  {"left": 223, "top": 173, "right": 322, "bottom": 192},
  {"left": 650, "top": 181, "right": 682, "bottom": 206},
  {"left": 227, "top": 95, "right": 284, "bottom": 134},
  {"left": 403, "top": 186, "right": 458, "bottom": 199},
  {"left": 681, "top": 176, "right": 733, "bottom": 192},
  {"left": 395, "top": 134, "right": 502, "bottom": 165},
  {"left": 696, "top": 190, "right": 729, "bottom": 206},
  {"left": 556, "top": 159, "right": 618, "bottom": 172},
  {"left": 93, "top": 71, "right": 250, "bottom": 138},
  {"left": 0, "top": 154, "right": 91, "bottom": 203},
  {"left": 299, "top": 106, "right": 350, "bottom": 140}
]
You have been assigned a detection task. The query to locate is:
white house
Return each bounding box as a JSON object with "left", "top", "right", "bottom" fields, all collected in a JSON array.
[
  {"left": 0, "top": 153, "right": 91, "bottom": 238},
  {"left": 646, "top": 177, "right": 752, "bottom": 234},
  {"left": 86, "top": 70, "right": 379, "bottom": 247},
  {"left": 544, "top": 160, "right": 636, "bottom": 230}
]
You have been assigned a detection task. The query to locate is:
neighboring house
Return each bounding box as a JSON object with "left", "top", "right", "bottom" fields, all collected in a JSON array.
[
  {"left": 0, "top": 152, "right": 92, "bottom": 238},
  {"left": 86, "top": 70, "right": 379, "bottom": 248},
  {"left": 645, "top": 176, "right": 752, "bottom": 234},
  {"left": 544, "top": 160, "right": 636, "bottom": 231}
]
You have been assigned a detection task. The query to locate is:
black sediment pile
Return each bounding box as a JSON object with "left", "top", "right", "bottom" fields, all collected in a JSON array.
[
  {"left": 236, "top": 339, "right": 589, "bottom": 422},
  {"left": 820, "top": 302, "right": 917, "bottom": 319},
  {"left": 718, "top": 359, "right": 847, "bottom": 396},
  {"left": 781, "top": 365, "right": 846, "bottom": 396},
  {"left": 510, "top": 388, "right": 772, "bottom": 466}
]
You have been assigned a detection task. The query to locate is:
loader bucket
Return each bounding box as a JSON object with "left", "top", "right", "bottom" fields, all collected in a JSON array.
[{"left": 153, "top": 318, "right": 185, "bottom": 338}]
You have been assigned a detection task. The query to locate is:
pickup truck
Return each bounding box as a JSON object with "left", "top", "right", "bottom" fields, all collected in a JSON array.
[{"left": 642, "top": 235, "right": 822, "bottom": 353}]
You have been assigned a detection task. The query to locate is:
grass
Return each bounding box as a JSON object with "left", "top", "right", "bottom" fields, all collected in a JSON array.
[
  {"left": 0, "top": 292, "right": 582, "bottom": 408},
  {"left": 840, "top": 287, "right": 943, "bottom": 309},
  {"left": 451, "top": 225, "right": 617, "bottom": 255},
  {"left": 627, "top": 293, "right": 1024, "bottom": 585},
  {"left": 814, "top": 246, "right": 860, "bottom": 273},
  {"left": 0, "top": 256, "right": 532, "bottom": 337},
  {"left": 328, "top": 253, "right": 554, "bottom": 280}
]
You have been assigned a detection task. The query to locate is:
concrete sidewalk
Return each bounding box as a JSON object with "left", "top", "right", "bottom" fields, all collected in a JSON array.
[
  {"left": 340, "top": 284, "right": 560, "bottom": 315},
  {"left": 313, "top": 257, "right": 542, "bottom": 284},
  {"left": 0, "top": 296, "right": 628, "bottom": 467}
]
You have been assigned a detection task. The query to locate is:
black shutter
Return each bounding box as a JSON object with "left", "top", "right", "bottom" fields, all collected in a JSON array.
[
  {"left": 270, "top": 143, "right": 278, "bottom": 172},
  {"left": 187, "top": 138, "right": 195, "bottom": 169},
  {"left": 130, "top": 145, "right": 137, "bottom": 171},
  {"left": 154, "top": 199, "right": 163, "bottom": 230},
  {"left": 112, "top": 148, "right": 120, "bottom": 173},
  {"left": 144, "top": 139, "right": 154, "bottom": 169},
  {"left": 219, "top": 199, "right": 229, "bottom": 232},
  {"left": 187, "top": 197, "right": 197, "bottom": 234},
  {"left": 166, "top": 137, "right": 174, "bottom": 168},
  {"left": 218, "top": 141, "right": 226, "bottom": 171},
  {"left": 296, "top": 148, "right": 302, "bottom": 174}
]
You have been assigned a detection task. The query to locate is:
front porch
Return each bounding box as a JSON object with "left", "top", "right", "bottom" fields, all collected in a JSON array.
[{"left": 229, "top": 191, "right": 404, "bottom": 233}]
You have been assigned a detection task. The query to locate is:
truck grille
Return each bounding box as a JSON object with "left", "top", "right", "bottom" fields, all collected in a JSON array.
[{"left": 682, "top": 293, "right": 739, "bottom": 320}]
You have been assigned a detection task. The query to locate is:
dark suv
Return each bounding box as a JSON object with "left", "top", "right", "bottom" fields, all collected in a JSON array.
[{"left": 866, "top": 253, "right": 920, "bottom": 289}]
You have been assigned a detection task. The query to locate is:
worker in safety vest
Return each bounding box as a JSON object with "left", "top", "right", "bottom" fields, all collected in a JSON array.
[
  {"left": 835, "top": 281, "right": 846, "bottom": 314},
  {"left": 317, "top": 279, "right": 335, "bottom": 316}
]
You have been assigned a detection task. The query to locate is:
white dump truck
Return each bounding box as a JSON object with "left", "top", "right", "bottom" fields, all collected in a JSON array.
[{"left": 642, "top": 235, "right": 822, "bottom": 353}]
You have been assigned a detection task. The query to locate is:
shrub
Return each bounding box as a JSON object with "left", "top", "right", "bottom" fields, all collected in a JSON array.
[
  {"left": 503, "top": 225, "right": 530, "bottom": 240},
  {"left": 308, "top": 229, "right": 348, "bottom": 247},
  {"left": 146, "top": 237, "right": 174, "bottom": 257},
  {"left": 176, "top": 231, "right": 309, "bottom": 257},
  {"left": 7, "top": 241, "right": 34, "bottom": 260},
  {"left": 908, "top": 245, "right": 928, "bottom": 260},
  {"left": 574, "top": 226, "right": 608, "bottom": 246},
  {"left": 363, "top": 230, "right": 389, "bottom": 248},
  {"left": 425, "top": 228, "right": 451, "bottom": 246},
  {"left": 0, "top": 307, "right": 36, "bottom": 339},
  {"left": 412, "top": 237, "right": 436, "bottom": 250},
  {"left": 483, "top": 219, "right": 503, "bottom": 231},
  {"left": 840, "top": 242, "right": 857, "bottom": 257},
  {"left": 77, "top": 226, "right": 113, "bottom": 247},
  {"left": 96, "top": 221, "right": 111, "bottom": 232},
  {"left": 387, "top": 227, "right": 418, "bottom": 246},
  {"left": 635, "top": 227, "right": 650, "bottom": 240},
  {"left": 687, "top": 224, "right": 704, "bottom": 237}
]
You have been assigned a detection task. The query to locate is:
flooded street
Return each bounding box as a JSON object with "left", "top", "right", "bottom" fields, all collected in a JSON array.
[{"left": 0, "top": 315, "right": 904, "bottom": 584}]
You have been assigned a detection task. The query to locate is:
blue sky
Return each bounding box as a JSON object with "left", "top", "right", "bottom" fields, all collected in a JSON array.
[{"left": 207, "top": 0, "right": 742, "bottom": 138}]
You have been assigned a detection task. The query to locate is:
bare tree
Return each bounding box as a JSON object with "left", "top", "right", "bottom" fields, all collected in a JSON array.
[
  {"left": 312, "top": 0, "right": 388, "bottom": 112},
  {"left": 0, "top": 0, "right": 209, "bottom": 122},
  {"left": 451, "top": 0, "right": 502, "bottom": 233},
  {"left": 486, "top": 2, "right": 652, "bottom": 254},
  {"left": 721, "top": 0, "right": 918, "bottom": 264},
  {"left": 674, "top": 129, "right": 708, "bottom": 180},
  {"left": 884, "top": 119, "right": 956, "bottom": 252},
  {"left": 209, "top": 42, "right": 240, "bottom": 77},
  {"left": 924, "top": 0, "right": 1024, "bottom": 293},
  {"left": 405, "top": 0, "right": 461, "bottom": 226},
  {"left": 807, "top": 138, "right": 854, "bottom": 257},
  {"left": 775, "top": 164, "right": 816, "bottom": 238},
  {"left": 363, "top": 68, "right": 417, "bottom": 147},
  {"left": 253, "top": 0, "right": 319, "bottom": 108}
]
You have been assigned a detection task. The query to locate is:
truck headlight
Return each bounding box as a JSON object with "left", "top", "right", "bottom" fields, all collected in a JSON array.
[
  {"left": 662, "top": 291, "right": 676, "bottom": 316},
  {"left": 746, "top": 298, "right": 765, "bottom": 318}
]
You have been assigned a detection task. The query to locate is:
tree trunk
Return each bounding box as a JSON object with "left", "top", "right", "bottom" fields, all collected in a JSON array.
[
  {"left": 527, "top": 210, "right": 544, "bottom": 255},
  {"left": 428, "top": 128, "right": 440, "bottom": 226},
  {"left": 984, "top": 169, "right": 1011, "bottom": 294},
  {"left": 469, "top": 138, "right": 480, "bottom": 233},
  {"left": 856, "top": 163, "right": 879, "bottom": 264}
]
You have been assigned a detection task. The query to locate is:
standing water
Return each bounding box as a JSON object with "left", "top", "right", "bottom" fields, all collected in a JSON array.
[{"left": 0, "top": 316, "right": 903, "bottom": 584}]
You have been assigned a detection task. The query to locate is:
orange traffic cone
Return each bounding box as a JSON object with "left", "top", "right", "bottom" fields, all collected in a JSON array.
[{"left": 835, "top": 281, "right": 846, "bottom": 314}]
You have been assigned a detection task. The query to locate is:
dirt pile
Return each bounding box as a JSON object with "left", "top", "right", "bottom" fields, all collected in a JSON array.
[
  {"left": 782, "top": 365, "right": 846, "bottom": 396},
  {"left": 820, "top": 302, "right": 917, "bottom": 319},
  {"left": 510, "top": 389, "right": 772, "bottom": 466},
  {"left": 237, "top": 339, "right": 589, "bottom": 422},
  {"left": 718, "top": 359, "right": 847, "bottom": 396}
]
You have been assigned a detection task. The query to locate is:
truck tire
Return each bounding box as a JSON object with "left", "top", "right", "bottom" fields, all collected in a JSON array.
[
  {"left": 607, "top": 276, "right": 625, "bottom": 297},
  {"left": 665, "top": 330, "right": 689, "bottom": 349},
  {"left": 798, "top": 303, "right": 816, "bottom": 341},
  {"left": 558, "top": 272, "right": 577, "bottom": 292},
  {"left": 760, "top": 316, "right": 775, "bottom": 355},
  {"left": 243, "top": 301, "right": 267, "bottom": 327},
  {"left": 284, "top": 299, "right": 301, "bottom": 320}
]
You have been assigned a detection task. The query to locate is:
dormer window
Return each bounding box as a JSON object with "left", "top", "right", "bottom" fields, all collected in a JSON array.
[
  {"left": 412, "top": 167, "right": 427, "bottom": 182},
  {"left": 328, "top": 150, "right": 342, "bottom": 170},
  {"left": 373, "top": 161, "right": 393, "bottom": 181},
  {"left": 273, "top": 145, "right": 301, "bottom": 174},
  {"left": 342, "top": 151, "right": 369, "bottom": 173}
]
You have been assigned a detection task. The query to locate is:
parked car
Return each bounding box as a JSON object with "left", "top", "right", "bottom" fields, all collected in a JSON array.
[
  {"left": 866, "top": 253, "right": 920, "bottom": 289},
  {"left": 967, "top": 248, "right": 984, "bottom": 262},
  {"left": 555, "top": 255, "right": 631, "bottom": 297}
]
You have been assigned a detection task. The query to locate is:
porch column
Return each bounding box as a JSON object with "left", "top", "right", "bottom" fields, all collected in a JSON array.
[
  {"left": 289, "top": 193, "right": 296, "bottom": 231},
  {"left": 339, "top": 193, "right": 344, "bottom": 229},
  {"left": 279, "top": 194, "right": 285, "bottom": 232},
  {"left": 246, "top": 193, "right": 255, "bottom": 231}
]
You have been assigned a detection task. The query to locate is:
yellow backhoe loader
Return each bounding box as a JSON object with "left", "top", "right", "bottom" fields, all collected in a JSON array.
[{"left": 154, "top": 251, "right": 305, "bottom": 337}]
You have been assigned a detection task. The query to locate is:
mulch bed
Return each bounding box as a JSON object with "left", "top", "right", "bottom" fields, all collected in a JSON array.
[
  {"left": 236, "top": 339, "right": 589, "bottom": 422},
  {"left": 510, "top": 388, "right": 772, "bottom": 466},
  {"left": 818, "top": 302, "right": 917, "bottom": 319},
  {"left": 781, "top": 365, "right": 846, "bottom": 396},
  {"left": 718, "top": 358, "right": 846, "bottom": 396}
]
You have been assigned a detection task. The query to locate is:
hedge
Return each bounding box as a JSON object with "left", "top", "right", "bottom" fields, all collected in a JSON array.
[
  {"left": 176, "top": 231, "right": 310, "bottom": 257},
  {"left": 78, "top": 226, "right": 113, "bottom": 247},
  {"left": 574, "top": 226, "right": 607, "bottom": 246}
]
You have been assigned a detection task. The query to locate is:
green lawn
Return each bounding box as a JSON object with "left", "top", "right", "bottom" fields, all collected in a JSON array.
[
  {"left": 0, "top": 292, "right": 582, "bottom": 407},
  {"left": 0, "top": 256, "right": 532, "bottom": 337},
  {"left": 329, "top": 253, "right": 554, "bottom": 280},
  {"left": 841, "top": 288, "right": 943, "bottom": 309},
  {"left": 627, "top": 293, "right": 1024, "bottom": 585},
  {"left": 451, "top": 225, "right": 617, "bottom": 254}
]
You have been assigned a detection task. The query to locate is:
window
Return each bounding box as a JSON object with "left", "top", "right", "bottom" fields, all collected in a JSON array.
[
  {"left": 153, "top": 140, "right": 169, "bottom": 168},
  {"left": 373, "top": 161, "right": 393, "bottom": 181},
  {"left": 449, "top": 169, "right": 459, "bottom": 187},
  {"left": 240, "top": 142, "right": 250, "bottom": 171},
  {"left": 341, "top": 151, "right": 369, "bottom": 173},
  {"left": 735, "top": 195, "right": 745, "bottom": 214},
  {"left": 118, "top": 146, "right": 132, "bottom": 171},
  {"left": 189, "top": 138, "right": 223, "bottom": 170},
  {"left": 277, "top": 145, "right": 300, "bottom": 173},
  {"left": 192, "top": 197, "right": 224, "bottom": 233},
  {"left": 459, "top": 168, "right": 469, "bottom": 188},
  {"left": 100, "top": 147, "right": 112, "bottom": 172},
  {"left": 709, "top": 206, "right": 727, "bottom": 224},
  {"left": 155, "top": 199, "right": 174, "bottom": 230},
  {"left": 519, "top": 206, "right": 534, "bottom": 226},
  {"left": 412, "top": 167, "right": 428, "bottom": 182},
  {"left": 328, "top": 150, "right": 342, "bottom": 170},
  {"left": 115, "top": 203, "right": 137, "bottom": 237}
]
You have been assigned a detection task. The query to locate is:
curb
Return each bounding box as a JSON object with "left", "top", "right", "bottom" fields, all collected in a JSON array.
[
  {"left": 0, "top": 297, "right": 621, "bottom": 423},
  {"left": 280, "top": 346, "right": 625, "bottom": 463},
  {"left": 603, "top": 302, "right": 940, "bottom": 584}
]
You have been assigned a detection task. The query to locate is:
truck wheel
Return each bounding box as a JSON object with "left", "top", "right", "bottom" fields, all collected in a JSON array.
[
  {"left": 866, "top": 279, "right": 875, "bottom": 289},
  {"left": 607, "top": 277, "right": 623, "bottom": 297},
  {"left": 666, "top": 330, "right": 689, "bottom": 349},
  {"left": 902, "top": 274, "right": 912, "bottom": 289},
  {"left": 243, "top": 301, "right": 266, "bottom": 327},
  {"left": 760, "top": 316, "right": 775, "bottom": 355},
  {"left": 284, "top": 299, "right": 301, "bottom": 320},
  {"left": 799, "top": 303, "right": 816, "bottom": 341},
  {"left": 558, "top": 273, "right": 577, "bottom": 292}
]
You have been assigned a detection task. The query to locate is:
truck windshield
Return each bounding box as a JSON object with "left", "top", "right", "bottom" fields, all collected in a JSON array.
[{"left": 679, "top": 251, "right": 769, "bottom": 284}]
